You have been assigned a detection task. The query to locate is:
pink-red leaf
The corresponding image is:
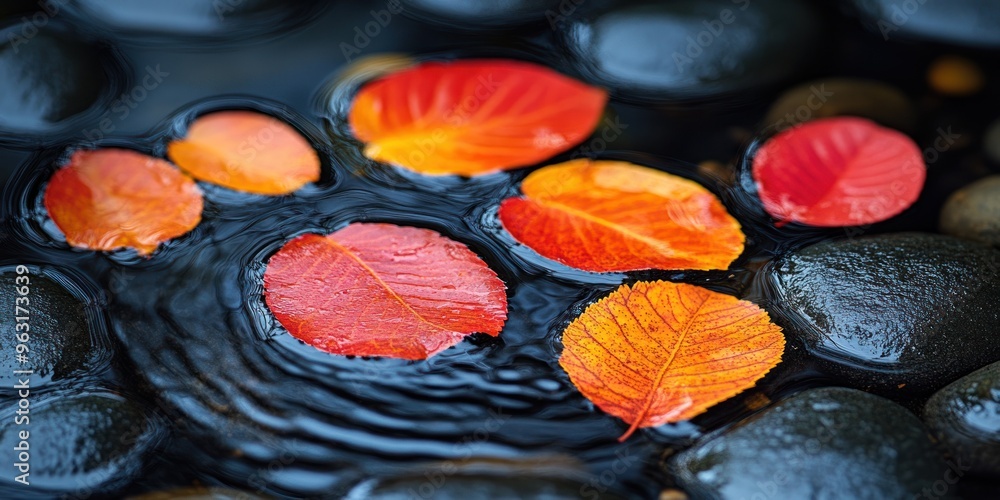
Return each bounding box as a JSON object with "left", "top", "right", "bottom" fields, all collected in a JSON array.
[
  {"left": 263, "top": 223, "right": 508, "bottom": 360},
  {"left": 348, "top": 59, "right": 608, "bottom": 176},
  {"left": 752, "top": 116, "right": 925, "bottom": 226}
]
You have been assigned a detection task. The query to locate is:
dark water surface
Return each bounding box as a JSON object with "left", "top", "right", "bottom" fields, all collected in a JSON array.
[{"left": 2, "top": 1, "right": 999, "bottom": 498}]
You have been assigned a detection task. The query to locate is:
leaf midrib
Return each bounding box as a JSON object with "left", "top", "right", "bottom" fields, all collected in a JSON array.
[
  {"left": 321, "top": 236, "right": 448, "bottom": 334},
  {"left": 535, "top": 198, "right": 679, "bottom": 258},
  {"left": 620, "top": 290, "right": 710, "bottom": 440}
]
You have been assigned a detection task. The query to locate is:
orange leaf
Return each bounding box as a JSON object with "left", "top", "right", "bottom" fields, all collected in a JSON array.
[
  {"left": 499, "top": 160, "right": 745, "bottom": 272},
  {"left": 167, "top": 110, "right": 320, "bottom": 195},
  {"left": 348, "top": 59, "right": 608, "bottom": 176},
  {"left": 43, "top": 148, "right": 203, "bottom": 256},
  {"left": 559, "top": 281, "right": 784, "bottom": 440},
  {"left": 263, "top": 223, "right": 508, "bottom": 360}
]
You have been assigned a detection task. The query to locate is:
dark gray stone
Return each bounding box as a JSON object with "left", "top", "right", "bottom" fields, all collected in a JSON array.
[
  {"left": 62, "top": 0, "right": 320, "bottom": 39},
  {"left": 0, "top": 270, "right": 95, "bottom": 387},
  {"left": 561, "top": 0, "right": 821, "bottom": 101},
  {"left": 766, "top": 233, "right": 1000, "bottom": 392},
  {"left": 671, "top": 387, "right": 955, "bottom": 500},
  {"left": 0, "top": 23, "right": 107, "bottom": 134},
  {"left": 0, "top": 393, "right": 162, "bottom": 493},
  {"left": 925, "top": 360, "right": 1000, "bottom": 476},
  {"left": 850, "top": 0, "right": 1000, "bottom": 48},
  {"left": 400, "top": 0, "right": 561, "bottom": 28}
]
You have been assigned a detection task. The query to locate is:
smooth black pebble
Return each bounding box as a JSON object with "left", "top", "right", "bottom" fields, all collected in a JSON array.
[
  {"left": 560, "top": 0, "right": 821, "bottom": 101},
  {"left": 671, "top": 387, "right": 955, "bottom": 499},
  {"left": 0, "top": 269, "right": 103, "bottom": 388},
  {"left": 0, "top": 22, "right": 113, "bottom": 139},
  {"left": 764, "top": 233, "right": 1000, "bottom": 393},
  {"left": 849, "top": 0, "right": 1000, "bottom": 48},
  {"left": 0, "top": 393, "right": 163, "bottom": 495},
  {"left": 924, "top": 360, "right": 1000, "bottom": 477}
]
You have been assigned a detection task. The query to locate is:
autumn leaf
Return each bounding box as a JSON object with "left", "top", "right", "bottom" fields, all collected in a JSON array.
[
  {"left": 499, "top": 159, "right": 745, "bottom": 272},
  {"left": 263, "top": 223, "right": 508, "bottom": 360},
  {"left": 752, "top": 116, "right": 925, "bottom": 226},
  {"left": 167, "top": 110, "right": 320, "bottom": 195},
  {"left": 348, "top": 59, "right": 608, "bottom": 176},
  {"left": 43, "top": 148, "right": 203, "bottom": 256},
  {"left": 559, "top": 281, "right": 784, "bottom": 441}
]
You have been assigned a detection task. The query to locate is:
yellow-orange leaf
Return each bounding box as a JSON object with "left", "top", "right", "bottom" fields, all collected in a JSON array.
[
  {"left": 167, "top": 110, "right": 320, "bottom": 195},
  {"left": 499, "top": 160, "right": 745, "bottom": 272},
  {"left": 559, "top": 281, "right": 784, "bottom": 441},
  {"left": 43, "top": 148, "right": 203, "bottom": 256},
  {"left": 348, "top": 59, "right": 608, "bottom": 176}
]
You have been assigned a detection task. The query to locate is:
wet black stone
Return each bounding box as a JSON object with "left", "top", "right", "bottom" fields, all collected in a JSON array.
[
  {"left": 850, "top": 0, "right": 1000, "bottom": 48},
  {"left": 0, "top": 393, "right": 162, "bottom": 494},
  {"left": 765, "top": 233, "right": 1000, "bottom": 393},
  {"left": 671, "top": 387, "right": 954, "bottom": 499},
  {"left": 0, "top": 270, "right": 95, "bottom": 388},
  {"left": 560, "top": 0, "right": 821, "bottom": 101},
  {"left": 0, "top": 23, "right": 108, "bottom": 135},
  {"left": 924, "top": 361, "right": 1000, "bottom": 476},
  {"left": 399, "top": 0, "right": 561, "bottom": 28},
  {"left": 61, "top": 0, "right": 322, "bottom": 42}
]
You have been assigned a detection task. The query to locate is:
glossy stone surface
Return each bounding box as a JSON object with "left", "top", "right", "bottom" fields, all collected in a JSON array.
[
  {"left": 672, "top": 387, "right": 954, "bottom": 499},
  {"left": 561, "top": 0, "right": 821, "bottom": 100},
  {"left": 925, "top": 361, "right": 1000, "bottom": 476},
  {"left": 765, "top": 233, "right": 1000, "bottom": 392}
]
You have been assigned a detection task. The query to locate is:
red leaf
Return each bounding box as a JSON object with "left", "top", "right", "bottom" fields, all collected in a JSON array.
[
  {"left": 348, "top": 59, "right": 608, "bottom": 176},
  {"left": 752, "top": 116, "right": 925, "bottom": 226},
  {"left": 263, "top": 223, "right": 508, "bottom": 360}
]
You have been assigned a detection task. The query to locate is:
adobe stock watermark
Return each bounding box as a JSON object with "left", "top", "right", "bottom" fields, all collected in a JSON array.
[
  {"left": 82, "top": 65, "right": 170, "bottom": 142},
  {"left": 873, "top": 0, "right": 929, "bottom": 41},
  {"left": 768, "top": 84, "right": 835, "bottom": 131},
  {"left": 672, "top": 0, "right": 751, "bottom": 73},
  {"left": 579, "top": 444, "right": 640, "bottom": 500},
  {"left": 914, "top": 457, "right": 972, "bottom": 500},
  {"left": 340, "top": 0, "right": 404, "bottom": 63},
  {"left": 5, "top": 0, "right": 68, "bottom": 53},
  {"left": 375, "top": 72, "right": 501, "bottom": 170},
  {"left": 407, "top": 407, "right": 511, "bottom": 499},
  {"left": 569, "top": 115, "right": 628, "bottom": 159},
  {"left": 246, "top": 436, "right": 301, "bottom": 495},
  {"left": 736, "top": 413, "right": 847, "bottom": 500},
  {"left": 198, "top": 116, "right": 289, "bottom": 185},
  {"left": 546, "top": 0, "right": 587, "bottom": 30},
  {"left": 843, "top": 126, "right": 961, "bottom": 239},
  {"left": 60, "top": 416, "right": 159, "bottom": 500}
]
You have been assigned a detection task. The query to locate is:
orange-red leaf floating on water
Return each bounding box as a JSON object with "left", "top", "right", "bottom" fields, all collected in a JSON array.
[
  {"left": 752, "top": 116, "right": 925, "bottom": 227},
  {"left": 348, "top": 59, "right": 608, "bottom": 176},
  {"left": 167, "top": 110, "right": 320, "bottom": 195},
  {"left": 499, "top": 159, "right": 745, "bottom": 272},
  {"left": 559, "top": 281, "right": 784, "bottom": 441},
  {"left": 43, "top": 148, "right": 203, "bottom": 256},
  {"left": 263, "top": 223, "right": 508, "bottom": 360}
]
